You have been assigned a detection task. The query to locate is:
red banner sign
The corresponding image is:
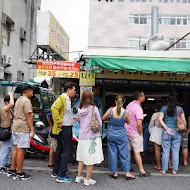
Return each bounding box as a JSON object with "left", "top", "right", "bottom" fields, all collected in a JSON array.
[{"left": 36, "top": 61, "right": 80, "bottom": 78}]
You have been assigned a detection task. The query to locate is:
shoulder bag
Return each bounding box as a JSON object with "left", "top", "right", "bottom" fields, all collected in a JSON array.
[
  {"left": 0, "top": 109, "right": 12, "bottom": 141},
  {"left": 177, "top": 106, "right": 187, "bottom": 132},
  {"left": 0, "top": 126, "right": 11, "bottom": 141},
  {"left": 90, "top": 106, "right": 100, "bottom": 132}
]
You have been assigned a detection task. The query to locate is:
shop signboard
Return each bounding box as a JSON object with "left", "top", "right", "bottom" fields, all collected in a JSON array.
[
  {"left": 79, "top": 71, "right": 96, "bottom": 86},
  {"left": 96, "top": 79, "right": 190, "bottom": 88},
  {"left": 37, "top": 11, "right": 69, "bottom": 60},
  {"left": 97, "top": 70, "right": 190, "bottom": 82},
  {"left": 36, "top": 61, "right": 80, "bottom": 78}
]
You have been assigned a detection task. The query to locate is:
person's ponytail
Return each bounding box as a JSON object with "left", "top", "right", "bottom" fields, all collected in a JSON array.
[
  {"left": 166, "top": 94, "right": 177, "bottom": 117},
  {"left": 116, "top": 98, "right": 123, "bottom": 116}
]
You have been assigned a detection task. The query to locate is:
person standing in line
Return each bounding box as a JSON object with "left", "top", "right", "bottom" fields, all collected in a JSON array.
[
  {"left": 7, "top": 84, "right": 34, "bottom": 180},
  {"left": 180, "top": 115, "right": 190, "bottom": 166},
  {"left": 148, "top": 104, "right": 163, "bottom": 170},
  {"left": 125, "top": 91, "right": 150, "bottom": 177},
  {"left": 75, "top": 90, "right": 104, "bottom": 186},
  {"left": 46, "top": 112, "right": 58, "bottom": 168},
  {"left": 103, "top": 95, "right": 135, "bottom": 180},
  {"left": 0, "top": 92, "right": 14, "bottom": 174},
  {"left": 51, "top": 82, "right": 77, "bottom": 183},
  {"left": 159, "top": 94, "right": 186, "bottom": 175}
]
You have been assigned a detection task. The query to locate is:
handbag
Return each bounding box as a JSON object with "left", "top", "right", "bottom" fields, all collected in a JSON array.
[
  {"left": 177, "top": 106, "right": 187, "bottom": 132},
  {"left": 0, "top": 109, "right": 13, "bottom": 141},
  {"left": 90, "top": 106, "right": 100, "bottom": 132},
  {"left": 0, "top": 126, "right": 12, "bottom": 141}
]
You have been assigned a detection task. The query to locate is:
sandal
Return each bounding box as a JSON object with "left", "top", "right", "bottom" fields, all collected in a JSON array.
[
  {"left": 47, "top": 164, "right": 53, "bottom": 168},
  {"left": 111, "top": 173, "right": 118, "bottom": 179},
  {"left": 160, "top": 170, "right": 166, "bottom": 175},
  {"left": 126, "top": 174, "right": 135, "bottom": 180},
  {"left": 139, "top": 172, "right": 151, "bottom": 177},
  {"left": 172, "top": 170, "right": 177, "bottom": 175},
  {"left": 183, "top": 163, "right": 189, "bottom": 166},
  {"left": 153, "top": 166, "right": 162, "bottom": 170}
]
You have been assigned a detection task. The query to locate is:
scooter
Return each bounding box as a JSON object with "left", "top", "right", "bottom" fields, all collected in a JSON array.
[
  {"left": 26, "top": 121, "right": 50, "bottom": 157},
  {"left": 26, "top": 121, "right": 79, "bottom": 161}
]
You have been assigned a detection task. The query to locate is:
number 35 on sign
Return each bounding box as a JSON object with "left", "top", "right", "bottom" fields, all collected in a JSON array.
[{"left": 37, "top": 70, "right": 79, "bottom": 78}]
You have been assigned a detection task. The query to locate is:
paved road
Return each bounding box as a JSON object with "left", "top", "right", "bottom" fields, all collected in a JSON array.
[
  {"left": 0, "top": 167, "right": 190, "bottom": 190},
  {"left": 0, "top": 158, "right": 190, "bottom": 190},
  {"left": 0, "top": 142, "right": 189, "bottom": 190}
]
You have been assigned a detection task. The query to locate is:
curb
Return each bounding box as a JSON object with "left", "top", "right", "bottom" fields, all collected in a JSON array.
[{"left": 23, "top": 166, "right": 190, "bottom": 177}]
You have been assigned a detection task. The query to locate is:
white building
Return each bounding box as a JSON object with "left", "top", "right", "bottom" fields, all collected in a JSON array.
[
  {"left": 88, "top": 0, "right": 190, "bottom": 50},
  {"left": 0, "top": 0, "right": 41, "bottom": 99}
]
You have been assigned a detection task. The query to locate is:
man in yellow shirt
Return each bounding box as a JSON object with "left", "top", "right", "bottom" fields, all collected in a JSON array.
[{"left": 51, "top": 81, "right": 77, "bottom": 183}]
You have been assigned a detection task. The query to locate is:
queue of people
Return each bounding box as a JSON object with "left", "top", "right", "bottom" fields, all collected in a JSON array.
[
  {"left": 0, "top": 81, "right": 189, "bottom": 186},
  {"left": 102, "top": 95, "right": 134, "bottom": 180},
  {"left": 0, "top": 84, "right": 34, "bottom": 180},
  {"left": 0, "top": 92, "right": 14, "bottom": 173},
  {"left": 149, "top": 94, "right": 188, "bottom": 175}
]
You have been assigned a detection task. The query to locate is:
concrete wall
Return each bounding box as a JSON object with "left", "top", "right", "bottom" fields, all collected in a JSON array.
[
  {"left": 1, "top": 0, "right": 41, "bottom": 81},
  {"left": 0, "top": 0, "right": 5, "bottom": 104},
  {"left": 89, "top": 0, "right": 190, "bottom": 49},
  {"left": 0, "top": 0, "right": 41, "bottom": 107},
  {"left": 0, "top": 0, "right": 4, "bottom": 63}
]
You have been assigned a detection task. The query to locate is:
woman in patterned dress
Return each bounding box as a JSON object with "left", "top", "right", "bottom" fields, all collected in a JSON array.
[{"left": 75, "top": 90, "right": 104, "bottom": 186}]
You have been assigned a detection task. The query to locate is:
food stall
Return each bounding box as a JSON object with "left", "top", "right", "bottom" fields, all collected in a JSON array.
[{"left": 82, "top": 49, "right": 190, "bottom": 142}]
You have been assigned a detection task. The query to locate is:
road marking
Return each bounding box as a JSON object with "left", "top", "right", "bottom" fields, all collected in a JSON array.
[{"left": 24, "top": 166, "right": 190, "bottom": 177}]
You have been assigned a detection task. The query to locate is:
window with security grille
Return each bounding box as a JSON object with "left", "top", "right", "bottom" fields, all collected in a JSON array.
[{"left": 2, "top": 23, "right": 11, "bottom": 46}]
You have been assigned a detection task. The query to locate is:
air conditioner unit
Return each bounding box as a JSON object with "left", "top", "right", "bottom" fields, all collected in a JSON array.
[
  {"left": 2, "top": 55, "right": 12, "bottom": 66},
  {"left": 20, "top": 27, "right": 26, "bottom": 41}
]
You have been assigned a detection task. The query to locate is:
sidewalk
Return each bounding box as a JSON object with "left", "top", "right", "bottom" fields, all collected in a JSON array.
[
  {"left": 1, "top": 141, "right": 189, "bottom": 175},
  {"left": 23, "top": 150, "right": 190, "bottom": 176}
]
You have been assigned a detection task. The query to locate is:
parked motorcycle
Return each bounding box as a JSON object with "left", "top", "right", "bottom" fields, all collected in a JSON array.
[
  {"left": 26, "top": 121, "right": 78, "bottom": 162},
  {"left": 26, "top": 121, "right": 50, "bottom": 157}
]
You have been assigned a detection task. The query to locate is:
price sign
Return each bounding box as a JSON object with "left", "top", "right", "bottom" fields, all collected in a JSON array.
[
  {"left": 36, "top": 61, "right": 80, "bottom": 78},
  {"left": 79, "top": 71, "right": 96, "bottom": 86}
]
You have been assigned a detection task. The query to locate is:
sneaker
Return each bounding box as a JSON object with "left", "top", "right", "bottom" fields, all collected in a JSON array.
[
  {"left": 0, "top": 167, "right": 8, "bottom": 175},
  {"left": 56, "top": 176, "right": 73, "bottom": 183},
  {"left": 7, "top": 169, "right": 16, "bottom": 177},
  {"left": 5, "top": 164, "right": 11, "bottom": 168},
  {"left": 51, "top": 173, "right": 58, "bottom": 178},
  {"left": 75, "top": 176, "right": 85, "bottom": 183},
  {"left": 84, "top": 179, "right": 97, "bottom": 186},
  {"left": 13, "top": 172, "right": 31, "bottom": 181}
]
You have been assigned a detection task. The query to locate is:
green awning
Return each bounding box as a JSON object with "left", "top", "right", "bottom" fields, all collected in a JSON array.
[{"left": 85, "top": 56, "right": 190, "bottom": 73}]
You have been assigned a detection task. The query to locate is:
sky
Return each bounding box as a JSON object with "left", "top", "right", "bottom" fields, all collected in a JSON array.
[{"left": 41, "top": 0, "right": 90, "bottom": 61}]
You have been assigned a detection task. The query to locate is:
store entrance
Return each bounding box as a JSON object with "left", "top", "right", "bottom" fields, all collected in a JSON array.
[
  {"left": 96, "top": 79, "right": 190, "bottom": 121},
  {"left": 96, "top": 79, "right": 190, "bottom": 149}
]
